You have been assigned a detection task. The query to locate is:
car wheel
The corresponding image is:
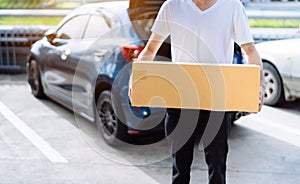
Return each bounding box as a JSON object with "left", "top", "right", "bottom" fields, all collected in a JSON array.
[
  {"left": 28, "top": 60, "right": 45, "bottom": 98},
  {"left": 263, "top": 62, "right": 284, "bottom": 106},
  {"left": 95, "top": 90, "right": 128, "bottom": 146}
]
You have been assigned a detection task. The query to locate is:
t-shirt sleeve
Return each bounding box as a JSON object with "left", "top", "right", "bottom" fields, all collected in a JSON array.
[
  {"left": 151, "top": 1, "right": 171, "bottom": 39},
  {"left": 233, "top": 2, "right": 254, "bottom": 46}
]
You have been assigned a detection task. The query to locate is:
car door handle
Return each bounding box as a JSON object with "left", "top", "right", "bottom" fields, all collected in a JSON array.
[
  {"left": 60, "top": 49, "right": 71, "bottom": 61},
  {"left": 93, "top": 50, "right": 107, "bottom": 61}
]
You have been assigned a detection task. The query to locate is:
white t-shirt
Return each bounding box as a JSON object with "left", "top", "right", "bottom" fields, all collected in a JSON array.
[{"left": 151, "top": 0, "right": 253, "bottom": 64}]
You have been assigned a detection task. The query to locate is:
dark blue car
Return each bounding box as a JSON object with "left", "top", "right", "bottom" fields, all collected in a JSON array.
[
  {"left": 27, "top": 0, "right": 245, "bottom": 146},
  {"left": 27, "top": 1, "right": 171, "bottom": 146}
]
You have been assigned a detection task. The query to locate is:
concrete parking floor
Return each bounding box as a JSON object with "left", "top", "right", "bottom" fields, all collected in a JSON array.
[{"left": 0, "top": 74, "right": 299, "bottom": 184}]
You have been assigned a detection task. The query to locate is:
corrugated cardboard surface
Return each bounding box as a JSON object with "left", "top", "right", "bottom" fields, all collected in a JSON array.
[{"left": 131, "top": 61, "right": 260, "bottom": 112}]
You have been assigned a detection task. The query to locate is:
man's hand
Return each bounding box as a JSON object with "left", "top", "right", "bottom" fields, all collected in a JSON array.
[
  {"left": 258, "top": 84, "right": 265, "bottom": 112},
  {"left": 128, "top": 74, "right": 133, "bottom": 102}
]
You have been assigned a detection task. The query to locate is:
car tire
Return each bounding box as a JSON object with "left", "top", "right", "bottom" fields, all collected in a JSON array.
[
  {"left": 263, "top": 62, "right": 284, "bottom": 106},
  {"left": 95, "top": 90, "right": 128, "bottom": 146},
  {"left": 28, "top": 60, "right": 45, "bottom": 98}
]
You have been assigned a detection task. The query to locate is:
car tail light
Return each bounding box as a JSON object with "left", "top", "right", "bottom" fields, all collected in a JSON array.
[{"left": 121, "top": 45, "right": 144, "bottom": 62}]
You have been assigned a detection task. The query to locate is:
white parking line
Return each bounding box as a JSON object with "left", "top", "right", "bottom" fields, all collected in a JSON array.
[{"left": 0, "top": 101, "right": 68, "bottom": 163}]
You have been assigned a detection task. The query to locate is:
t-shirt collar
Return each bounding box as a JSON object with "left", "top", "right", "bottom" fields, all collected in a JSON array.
[{"left": 188, "top": 0, "right": 223, "bottom": 14}]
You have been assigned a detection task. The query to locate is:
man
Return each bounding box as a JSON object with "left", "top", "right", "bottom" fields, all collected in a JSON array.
[{"left": 134, "top": 0, "right": 265, "bottom": 183}]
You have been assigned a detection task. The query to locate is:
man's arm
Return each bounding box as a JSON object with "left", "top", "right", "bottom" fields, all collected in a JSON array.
[
  {"left": 241, "top": 42, "right": 265, "bottom": 111},
  {"left": 137, "top": 33, "right": 166, "bottom": 61}
]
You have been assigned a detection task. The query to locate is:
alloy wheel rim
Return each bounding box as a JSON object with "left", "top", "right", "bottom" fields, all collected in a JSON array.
[
  {"left": 264, "top": 69, "right": 278, "bottom": 101},
  {"left": 30, "top": 64, "right": 39, "bottom": 93},
  {"left": 98, "top": 100, "right": 117, "bottom": 139}
]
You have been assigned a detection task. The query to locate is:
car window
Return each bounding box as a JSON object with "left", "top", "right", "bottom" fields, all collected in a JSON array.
[
  {"left": 84, "top": 15, "right": 111, "bottom": 39},
  {"left": 56, "top": 15, "right": 90, "bottom": 39}
]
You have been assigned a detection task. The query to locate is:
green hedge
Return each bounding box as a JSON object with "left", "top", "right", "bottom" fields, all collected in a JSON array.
[
  {"left": 249, "top": 19, "right": 300, "bottom": 28},
  {"left": 0, "top": 16, "right": 63, "bottom": 25},
  {"left": 0, "top": 0, "right": 52, "bottom": 9}
]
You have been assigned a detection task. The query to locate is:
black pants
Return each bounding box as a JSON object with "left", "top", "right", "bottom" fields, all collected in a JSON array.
[{"left": 165, "top": 108, "right": 232, "bottom": 184}]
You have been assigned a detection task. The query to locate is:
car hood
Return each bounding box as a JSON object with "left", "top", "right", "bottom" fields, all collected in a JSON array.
[{"left": 256, "top": 38, "right": 300, "bottom": 51}]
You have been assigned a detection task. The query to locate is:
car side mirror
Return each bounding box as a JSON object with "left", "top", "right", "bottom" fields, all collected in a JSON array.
[{"left": 45, "top": 29, "right": 56, "bottom": 44}]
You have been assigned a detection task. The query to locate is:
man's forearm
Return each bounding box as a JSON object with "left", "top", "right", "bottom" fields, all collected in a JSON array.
[
  {"left": 242, "top": 43, "right": 265, "bottom": 87},
  {"left": 242, "top": 42, "right": 265, "bottom": 111},
  {"left": 138, "top": 45, "right": 157, "bottom": 61},
  {"left": 137, "top": 33, "right": 165, "bottom": 61},
  {"left": 247, "top": 50, "right": 264, "bottom": 86}
]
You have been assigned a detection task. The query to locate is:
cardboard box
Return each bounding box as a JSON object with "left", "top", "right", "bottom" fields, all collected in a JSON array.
[{"left": 131, "top": 61, "right": 260, "bottom": 112}]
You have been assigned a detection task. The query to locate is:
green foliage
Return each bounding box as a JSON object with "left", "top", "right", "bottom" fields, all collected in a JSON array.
[
  {"left": 0, "top": 17, "right": 63, "bottom": 25},
  {"left": 249, "top": 19, "right": 300, "bottom": 28},
  {"left": 0, "top": 0, "right": 51, "bottom": 9},
  {"left": 0, "top": 0, "right": 83, "bottom": 9}
]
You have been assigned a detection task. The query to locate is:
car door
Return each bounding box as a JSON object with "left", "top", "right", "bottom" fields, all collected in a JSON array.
[
  {"left": 43, "top": 14, "right": 90, "bottom": 105},
  {"left": 71, "top": 13, "right": 113, "bottom": 118}
]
